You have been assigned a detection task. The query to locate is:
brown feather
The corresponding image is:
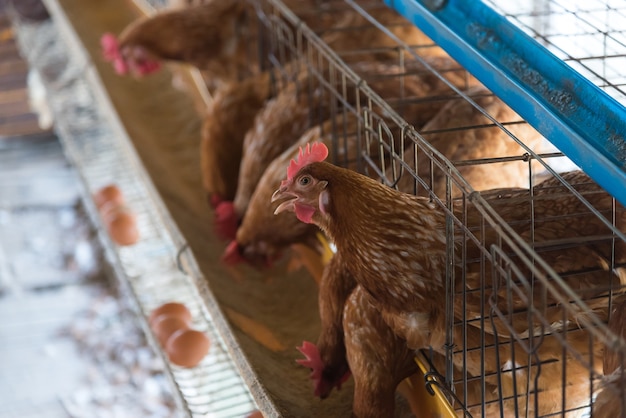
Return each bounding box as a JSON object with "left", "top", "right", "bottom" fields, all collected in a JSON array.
[
  {"left": 343, "top": 286, "right": 419, "bottom": 418},
  {"left": 200, "top": 71, "right": 273, "bottom": 201},
  {"left": 391, "top": 86, "right": 549, "bottom": 198},
  {"left": 594, "top": 369, "right": 626, "bottom": 418},
  {"left": 118, "top": 0, "right": 251, "bottom": 90},
  {"left": 604, "top": 297, "right": 626, "bottom": 375},
  {"left": 233, "top": 57, "right": 480, "bottom": 265},
  {"left": 315, "top": 252, "right": 356, "bottom": 398},
  {"left": 114, "top": 0, "right": 447, "bottom": 91},
  {"left": 277, "top": 162, "right": 623, "bottom": 416}
]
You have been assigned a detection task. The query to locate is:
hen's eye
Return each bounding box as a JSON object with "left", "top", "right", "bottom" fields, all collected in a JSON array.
[{"left": 299, "top": 176, "right": 311, "bottom": 186}]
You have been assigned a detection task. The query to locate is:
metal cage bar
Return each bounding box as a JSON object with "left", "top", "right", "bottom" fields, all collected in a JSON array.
[
  {"left": 14, "top": 6, "right": 258, "bottom": 417},
  {"left": 383, "top": 0, "right": 626, "bottom": 210},
  {"left": 253, "top": 1, "right": 626, "bottom": 416},
  {"left": 29, "top": 0, "right": 626, "bottom": 416},
  {"left": 484, "top": 0, "right": 626, "bottom": 104}
]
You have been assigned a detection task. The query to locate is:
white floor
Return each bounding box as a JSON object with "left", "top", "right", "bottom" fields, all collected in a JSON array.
[{"left": 0, "top": 134, "right": 181, "bottom": 418}]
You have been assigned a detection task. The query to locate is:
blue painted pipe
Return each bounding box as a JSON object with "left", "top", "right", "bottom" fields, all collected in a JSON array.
[{"left": 384, "top": 0, "right": 626, "bottom": 206}]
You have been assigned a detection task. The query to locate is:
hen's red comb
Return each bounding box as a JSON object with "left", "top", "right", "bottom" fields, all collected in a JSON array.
[
  {"left": 222, "top": 240, "right": 244, "bottom": 265},
  {"left": 214, "top": 201, "right": 238, "bottom": 241},
  {"left": 100, "top": 33, "right": 128, "bottom": 75},
  {"left": 287, "top": 143, "right": 329, "bottom": 180},
  {"left": 101, "top": 33, "right": 118, "bottom": 60},
  {"left": 209, "top": 193, "right": 224, "bottom": 209}
]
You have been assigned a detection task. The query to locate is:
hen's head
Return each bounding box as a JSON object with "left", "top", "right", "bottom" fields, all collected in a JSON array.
[
  {"left": 221, "top": 239, "right": 282, "bottom": 269},
  {"left": 271, "top": 143, "right": 331, "bottom": 225},
  {"left": 100, "top": 33, "right": 161, "bottom": 77}
]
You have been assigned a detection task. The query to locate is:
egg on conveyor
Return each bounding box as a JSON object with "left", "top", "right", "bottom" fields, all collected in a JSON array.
[
  {"left": 152, "top": 314, "right": 190, "bottom": 346},
  {"left": 149, "top": 302, "right": 193, "bottom": 326},
  {"left": 166, "top": 329, "right": 210, "bottom": 368},
  {"left": 94, "top": 184, "right": 125, "bottom": 209},
  {"left": 102, "top": 204, "right": 139, "bottom": 246}
]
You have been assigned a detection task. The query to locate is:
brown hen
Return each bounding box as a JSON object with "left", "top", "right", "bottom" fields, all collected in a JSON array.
[
  {"left": 223, "top": 124, "right": 330, "bottom": 266},
  {"left": 392, "top": 86, "right": 549, "bottom": 198},
  {"left": 201, "top": 71, "right": 274, "bottom": 210},
  {"left": 343, "top": 285, "right": 418, "bottom": 418},
  {"left": 230, "top": 57, "right": 471, "bottom": 224},
  {"left": 295, "top": 251, "right": 356, "bottom": 399},
  {"left": 101, "top": 0, "right": 444, "bottom": 90},
  {"left": 202, "top": 62, "right": 311, "bottom": 238},
  {"left": 272, "top": 143, "right": 624, "bottom": 417},
  {"left": 102, "top": 0, "right": 249, "bottom": 86},
  {"left": 225, "top": 58, "right": 480, "bottom": 264}
]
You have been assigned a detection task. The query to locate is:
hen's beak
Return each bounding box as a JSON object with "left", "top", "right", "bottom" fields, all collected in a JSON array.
[
  {"left": 271, "top": 186, "right": 297, "bottom": 215},
  {"left": 270, "top": 186, "right": 285, "bottom": 203}
]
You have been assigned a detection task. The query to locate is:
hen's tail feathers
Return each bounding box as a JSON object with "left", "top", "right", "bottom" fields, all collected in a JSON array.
[{"left": 214, "top": 201, "right": 238, "bottom": 241}]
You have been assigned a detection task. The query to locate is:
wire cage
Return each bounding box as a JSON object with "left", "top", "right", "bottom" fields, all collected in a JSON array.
[
  {"left": 25, "top": 0, "right": 626, "bottom": 416},
  {"left": 484, "top": 0, "right": 626, "bottom": 105},
  {"left": 241, "top": 0, "right": 626, "bottom": 416},
  {"left": 11, "top": 7, "right": 259, "bottom": 418}
]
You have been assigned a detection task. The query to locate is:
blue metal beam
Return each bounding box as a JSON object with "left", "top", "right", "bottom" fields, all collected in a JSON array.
[{"left": 384, "top": 0, "right": 626, "bottom": 206}]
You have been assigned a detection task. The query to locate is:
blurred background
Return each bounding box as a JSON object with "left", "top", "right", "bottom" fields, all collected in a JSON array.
[{"left": 0, "top": 1, "right": 182, "bottom": 416}]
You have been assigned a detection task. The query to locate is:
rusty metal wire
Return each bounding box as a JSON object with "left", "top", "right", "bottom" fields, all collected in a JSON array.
[{"left": 249, "top": 0, "right": 626, "bottom": 416}]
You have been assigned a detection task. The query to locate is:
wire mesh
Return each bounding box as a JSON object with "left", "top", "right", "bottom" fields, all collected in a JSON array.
[
  {"left": 484, "top": 0, "right": 626, "bottom": 105},
  {"left": 245, "top": 0, "right": 626, "bottom": 416},
  {"left": 22, "top": 0, "right": 626, "bottom": 416},
  {"left": 12, "top": 12, "right": 257, "bottom": 418}
]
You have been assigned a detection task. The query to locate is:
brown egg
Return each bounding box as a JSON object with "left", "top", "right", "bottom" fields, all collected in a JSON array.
[
  {"left": 99, "top": 201, "right": 122, "bottom": 224},
  {"left": 166, "top": 329, "right": 210, "bottom": 368},
  {"left": 152, "top": 314, "right": 190, "bottom": 346},
  {"left": 104, "top": 205, "right": 139, "bottom": 246},
  {"left": 94, "top": 184, "right": 124, "bottom": 209},
  {"left": 149, "top": 302, "right": 193, "bottom": 326},
  {"left": 246, "top": 411, "right": 264, "bottom": 418}
]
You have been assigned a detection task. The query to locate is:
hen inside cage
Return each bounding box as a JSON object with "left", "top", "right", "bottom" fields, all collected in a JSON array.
[
  {"left": 60, "top": 0, "right": 626, "bottom": 416},
  {"left": 238, "top": 1, "right": 626, "bottom": 416}
]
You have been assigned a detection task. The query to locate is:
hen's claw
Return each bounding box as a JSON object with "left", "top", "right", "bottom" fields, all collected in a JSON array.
[
  {"left": 296, "top": 341, "right": 324, "bottom": 381},
  {"left": 296, "top": 341, "right": 350, "bottom": 398}
]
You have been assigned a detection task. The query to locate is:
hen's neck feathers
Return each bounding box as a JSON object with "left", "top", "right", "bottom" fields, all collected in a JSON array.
[{"left": 304, "top": 162, "right": 448, "bottom": 309}]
